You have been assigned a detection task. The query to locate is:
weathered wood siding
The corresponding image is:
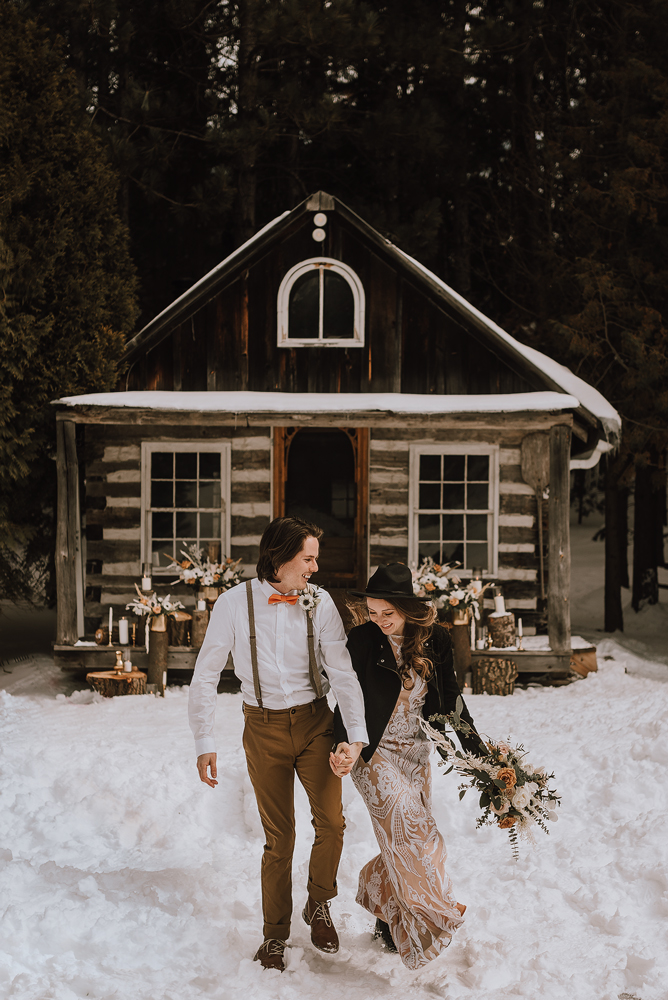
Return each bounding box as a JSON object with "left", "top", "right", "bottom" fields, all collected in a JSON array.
[
  {"left": 83, "top": 424, "right": 271, "bottom": 628},
  {"left": 127, "top": 211, "right": 537, "bottom": 398},
  {"left": 368, "top": 424, "right": 546, "bottom": 619}
]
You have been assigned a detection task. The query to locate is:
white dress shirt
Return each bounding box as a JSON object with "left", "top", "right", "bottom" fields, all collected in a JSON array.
[{"left": 188, "top": 578, "right": 369, "bottom": 756}]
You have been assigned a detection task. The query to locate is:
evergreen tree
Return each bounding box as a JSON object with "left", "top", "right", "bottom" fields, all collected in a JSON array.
[{"left": 0, "top": 0, "right": 138, "bottom": 602}]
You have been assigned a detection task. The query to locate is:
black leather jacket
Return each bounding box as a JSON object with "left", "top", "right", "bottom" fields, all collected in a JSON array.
[{"left": 333, "top": 620, "right": 480, "bottom": 762}]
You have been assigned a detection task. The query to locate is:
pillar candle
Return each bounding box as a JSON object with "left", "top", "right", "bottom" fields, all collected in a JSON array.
[
  {"left": 108, "top": 607, "right": 113, "bottom": 637},
  {"left": 518, "top": 618, "right": 523, "bottom": 637},
  {"left": 197, "top": 599, "right": 206, "bottom": 611},
  {"left": 141, "top": 573, "right": 152, "bottom": 592},
  {"left": 118, "top": 618, "right": 129, "bottom": 645}
]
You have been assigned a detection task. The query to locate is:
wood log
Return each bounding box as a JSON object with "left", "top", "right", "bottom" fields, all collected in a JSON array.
[
  {"left": 488, "top": 612, "right": 515, "bottom": 648},
  {"left": 167, "top": 612, "right": 192, "bottom": 646},
  {"left": 87, "top": 670, "right": 147, "bottom": 697},
  {"left": 148, "top": 629, "right": 168, "bottom": 692},
  {"left": 472, "top": 658, "right": 518, "bottom": 696},
  {"left": 56, "top": 420, "right": 78, "bottom": 644},
  {"left": 570, "top": 649, "right": 598, "bottom": 676},
  {"left": 450, "top": 623, "right": 471, "bottom": 688},
  {"left": 548, "top": 425, "right": 572, "bottom": 652},
  {"left": 191, "top": 609, "right": 210, "bottom": 648}
]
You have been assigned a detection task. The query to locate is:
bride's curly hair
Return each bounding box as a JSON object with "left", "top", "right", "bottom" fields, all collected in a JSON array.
[{"left": 347, "top": 598, "right": 440, "bottom": 689}]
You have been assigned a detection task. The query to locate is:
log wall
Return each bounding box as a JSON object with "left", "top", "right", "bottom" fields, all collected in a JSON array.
[
  {"left": 83, "top": 424, "right": 272, "bottom": 629},
  {"left": 80, "top": 415, "right": 564, "bottom": 634},
  {"left": 368, "top": 423, "right": 547, "bottom": 616}
]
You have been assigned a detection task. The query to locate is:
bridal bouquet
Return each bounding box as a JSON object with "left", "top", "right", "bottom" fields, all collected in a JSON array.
[
  {"left": 420, "top": 698, "right": 560, "bottom": 858},
  {"left": 412, "top": 557, "right": 493, "bottom": 617},
  {"left": 165, "top": 544, "right": 243, "bottom": 591}
]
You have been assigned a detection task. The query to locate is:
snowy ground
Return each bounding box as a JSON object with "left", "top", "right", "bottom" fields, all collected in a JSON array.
[
  {"left": 1, "top": 643, "right": 667, "bottom": 1000},
  {"left": 1, "top": 516, "right": 667, "bottom": 999}
]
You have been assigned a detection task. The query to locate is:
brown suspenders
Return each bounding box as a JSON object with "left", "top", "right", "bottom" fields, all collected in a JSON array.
[{"left": 245, "top": 579, "right": 323, "bottom": 708}]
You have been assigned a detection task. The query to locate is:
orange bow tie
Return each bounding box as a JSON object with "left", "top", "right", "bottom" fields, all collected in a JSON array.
[{"left": 268, "top": 593, "right": 299, "bottom": 605}]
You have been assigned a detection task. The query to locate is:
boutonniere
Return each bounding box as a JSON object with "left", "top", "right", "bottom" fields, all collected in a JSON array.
[{"left": 298, "top": 585, "right": 321, "bottom": 618}]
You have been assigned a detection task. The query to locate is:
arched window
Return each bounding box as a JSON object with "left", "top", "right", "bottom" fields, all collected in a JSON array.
[{"left": 277, "top": 258, "right": 365, "bottom": 347}]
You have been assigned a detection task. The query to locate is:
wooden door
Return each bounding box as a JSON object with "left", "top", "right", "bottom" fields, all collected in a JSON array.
[{"left": 273, "top": 426, "right": 368, "bottom": 590}]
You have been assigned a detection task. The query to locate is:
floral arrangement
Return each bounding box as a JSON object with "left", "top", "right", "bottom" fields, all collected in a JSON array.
[
  {"left": 412, "top": 557, "right": 493, "bottom": 617},
  {"left": 166, "top": 544, "right": 243, "bottom": 591},
  {"left": 126, "top": 585, "right": 185, "bottom": 619},
  {"left": 420, "top": 698, "right": 560, "bottom": 858},
  {"left": 298, "top": 585, "right": 321, "bottom": 618}
]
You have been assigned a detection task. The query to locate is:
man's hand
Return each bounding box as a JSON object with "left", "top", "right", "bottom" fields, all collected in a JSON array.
[
  {"left": 329, "top": 741, "right": 364, "bottom": 777},
  {"left": 197, "top": 752, "right": 218, "bottom": 788}
]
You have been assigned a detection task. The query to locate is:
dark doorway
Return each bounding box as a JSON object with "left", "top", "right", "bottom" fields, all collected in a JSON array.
[{"left": 285, "top": 429, "right": 357, "bottom": 588}]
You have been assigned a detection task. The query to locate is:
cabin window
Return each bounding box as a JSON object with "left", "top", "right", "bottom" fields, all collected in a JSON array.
[
  {"left": 277, "top": 258, "right": 365, "bottom": 347},
  {"left": 140, "top": 442, "right": 231, "bottom": 573},
  {"left": 409, "top": 444, "right": 499, "bottom": 574}
]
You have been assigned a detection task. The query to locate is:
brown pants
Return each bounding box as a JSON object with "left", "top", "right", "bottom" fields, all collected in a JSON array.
[{"left": 242, "top": 697, "right": 344, "bottom": 940}]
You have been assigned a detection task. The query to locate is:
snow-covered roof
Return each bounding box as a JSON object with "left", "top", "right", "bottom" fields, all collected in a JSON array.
[
  {"left": 391, "top": 247, "right": 622, "bottom": 444},
  {"left": 55, "top": 389, "right": 581, "bottom": 415}
]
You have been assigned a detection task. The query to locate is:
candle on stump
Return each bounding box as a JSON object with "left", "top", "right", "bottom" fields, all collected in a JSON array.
[
  {"left": 492, "top": 586, "right": 506, "bottom": 615},
  {"left": 469, "top": 566, "right": 484, "bottom": 595},
  {"left": 197, "top": 599, "right": 206, "bottom": 611}
]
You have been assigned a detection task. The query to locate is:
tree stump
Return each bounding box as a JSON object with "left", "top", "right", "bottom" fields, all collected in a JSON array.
[
  {"left": 488, "top": 612, "right": 515, "bottom": 648},
  {"left": 191, "top": 609, "right": 209, "bottom": 648},
  {"left": 472, "top": 657, "right": 518, "bottom": 696},
  {"left": 87, "top": 670, "right": 147, "bottom": 697}
]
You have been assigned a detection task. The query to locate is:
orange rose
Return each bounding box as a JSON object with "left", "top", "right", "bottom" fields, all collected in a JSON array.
[
  {"left": 497, "top": 767, "right": 517, "bottom": 789},
  {"left": 449, "top": 596, "right": 460, "bottom": 606},
  {"left": 434, "top": 564, "right": 442, "bottom": 572},
  {"left": 425, "top": 582, "right": 436, "bottom": 591},
  {"left": 497, "top": 815, "right": 517, "bottom": 829}
]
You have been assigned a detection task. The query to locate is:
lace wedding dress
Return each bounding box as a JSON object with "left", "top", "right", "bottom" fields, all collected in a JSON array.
[{"left": 351, "top": 643, "right": 464, "bottom": 969}]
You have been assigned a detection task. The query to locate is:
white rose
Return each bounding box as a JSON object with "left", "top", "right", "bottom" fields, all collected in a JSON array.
[{"left": 512, "top": 786, "right": 531, "bottom": 809}]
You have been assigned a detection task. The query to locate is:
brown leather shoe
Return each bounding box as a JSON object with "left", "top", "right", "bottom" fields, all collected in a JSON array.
[
  {"left": 302, "top": 896, "right": 339, "bottom": 953},
  {"left": 253, "top": 938, "right": 286, "bottom": 971}
]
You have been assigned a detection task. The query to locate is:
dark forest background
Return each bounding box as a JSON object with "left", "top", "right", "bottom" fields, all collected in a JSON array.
[{"left": 2, "top": 0, "right": 667, "bottom": 629}]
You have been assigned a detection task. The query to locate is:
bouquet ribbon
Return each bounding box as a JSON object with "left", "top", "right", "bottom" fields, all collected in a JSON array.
[{"left": 268, "top": 594, "right": 299, "bottom": 605}]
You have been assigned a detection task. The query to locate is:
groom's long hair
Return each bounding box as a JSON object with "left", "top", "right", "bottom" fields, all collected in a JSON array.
[{"left": 347, "top": 597, "right": 438, "bottom": 689}]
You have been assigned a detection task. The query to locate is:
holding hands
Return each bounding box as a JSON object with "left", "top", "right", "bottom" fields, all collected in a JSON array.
[{"left": 329, "top": 741, "right": 364, "bottom": 777}]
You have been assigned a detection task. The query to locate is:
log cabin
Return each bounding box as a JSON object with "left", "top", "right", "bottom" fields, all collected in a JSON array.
[{"left": 53, "top": 191, "right": 621, "bottom": 677}]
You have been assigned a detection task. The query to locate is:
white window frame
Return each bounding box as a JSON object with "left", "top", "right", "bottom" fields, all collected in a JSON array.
[
  {"left": 277, "top": 257, "right": 365, "bottom": 347},
  {"left": 140, "top": 441, "right": 231, "bottom": 575},
  {"left": 408, "top": 443, "right": 499, "bottom": 574}
]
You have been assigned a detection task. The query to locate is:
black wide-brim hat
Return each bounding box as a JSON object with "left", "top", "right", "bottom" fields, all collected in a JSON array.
[{"left": 349, "top": 563, "right": 432, "bottom": 602}]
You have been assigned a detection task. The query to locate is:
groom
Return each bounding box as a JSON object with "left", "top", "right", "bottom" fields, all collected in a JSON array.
[{"left": 188, "top": 516, "right": 368, "bottom": 971}]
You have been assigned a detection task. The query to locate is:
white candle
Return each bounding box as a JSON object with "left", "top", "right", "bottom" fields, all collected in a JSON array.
[
  {"left": 494, "top": 594, "right": 505, "bottom": 615},
  {"left": 518, "top": 618, "right": 523, "bottom": 637},
  {"left": 123, "top": 657, "right": 132, "bottom": 673},
  {"left": 108, "top": 607, "right": 113, "bottom": 638},
  {"left": 197, "top": 599, "right": 206, "bottom": 611},
  {"left": 118, "top": 618, "right": 129, "bottom": 645},
  {"left": 141, "top": 573, "right": 152, "bottom": 592}
]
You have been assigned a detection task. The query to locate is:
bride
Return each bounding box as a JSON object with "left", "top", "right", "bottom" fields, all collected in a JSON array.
[{"left": 330, "top": 563, "right": 481, "bottom": 970}]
